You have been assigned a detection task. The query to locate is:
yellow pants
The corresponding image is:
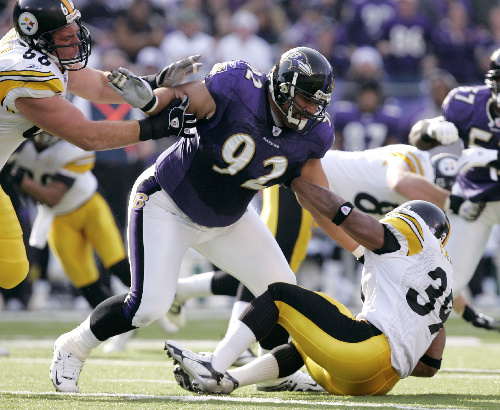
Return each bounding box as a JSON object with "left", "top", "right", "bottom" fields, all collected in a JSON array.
[
  {"left": 270, "top": 283, "right": 400, "bottom": 395},
  {"left": 0, "top": 185, "right": 29, "bottom": 289},
  {"left": 48, "top": 192, "right": 126, "bottom": 288}
]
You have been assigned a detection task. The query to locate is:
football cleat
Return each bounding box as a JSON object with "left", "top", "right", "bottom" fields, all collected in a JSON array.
[
  {"left": 173, "top": 365, "right": 238, "bottom": 395},
  {"left": 173, "top": 365, "right": 196, "bottom": 392},
  {"left": 232, "top": 347, "right": 257, "bottom": 367},
  {"left": 166, "top": 295, "right": 186, "bottom": 329},
  {"left": 101, "top": 329, "right": 137, "bottom": 353},
  {"left": 165, "top": 340, "right": 223, "bottom": 394},
  {"left": 471, "top": 313, "right": 500, "bottom": 332},
  {"left": 255, "top": 370, "right": 325, "bottom": 392},
  {"left": 50, "top": 346, "right": 84, "bottom": 393}
]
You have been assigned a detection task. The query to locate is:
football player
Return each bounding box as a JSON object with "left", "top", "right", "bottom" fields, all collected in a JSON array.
[
  {"left": 0, "top": 0, "right": 200, "bottom": 290},
  {"left": 5, "top": 133, "right": 130, "bottom": 308},
  {"left": 409, "top": 46, "right": 500, "bottom": 332},
  {"left": 165, "top": 196, "right": 453, "bottom": 396},
  {"left": 49, "top": 47, "right": 340, "bottom": 393}
]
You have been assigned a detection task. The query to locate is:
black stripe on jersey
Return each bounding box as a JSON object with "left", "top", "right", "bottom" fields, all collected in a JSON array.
[
  {"left": 126, "top": 204, "right": 145, "bottom": 321},
  {"left": 275, "top": 187, "right": 303, "bottom": 263},
  {"left": 268, "top": 282, "right": 382, "bottom": 343}
]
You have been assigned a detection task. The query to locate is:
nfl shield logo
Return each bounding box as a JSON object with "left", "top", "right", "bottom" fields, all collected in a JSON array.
[
  {"left": 272, "top": 126, "right": 282, "bottom": 137},
  {"left": 170, "top": 118, "right": 180, "bottom": 128}
]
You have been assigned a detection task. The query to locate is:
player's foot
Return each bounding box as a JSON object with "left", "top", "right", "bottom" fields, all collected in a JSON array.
[
  {"left": 165, "top": 340, "right": 223, "bottom": 394},
  {"left": 232, "top": 347, "right": 257, "bottom": 367},
  {"left": 173, "top": 365, "right": 238, "bottom": 395},
  {"left": 255, "top": 370, "right": 325, "bottom": 392},
  {"left": 50, "top": 335, "right": 84, "bottom": 393},
  {"left": 472, "top": 313, "right": 500, "bottom": 332},
  {"left": 166, "top": 295, "right": 186, "bottom": 329},
  {"left": 102, "top": 329, "right": 137, "bottom": 353}
]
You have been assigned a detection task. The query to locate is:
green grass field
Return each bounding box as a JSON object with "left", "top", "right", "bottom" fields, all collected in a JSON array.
[{"left": 0, "top": 313, "right": 499, "bottom": 410}]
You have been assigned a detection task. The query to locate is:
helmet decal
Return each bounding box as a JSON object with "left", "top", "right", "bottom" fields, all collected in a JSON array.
[
  {"left": 283, "top": 50, "right": 312, "bottom": 76},
  {"left": 18, "top": 12, "right": 38, "bottom": 36}
]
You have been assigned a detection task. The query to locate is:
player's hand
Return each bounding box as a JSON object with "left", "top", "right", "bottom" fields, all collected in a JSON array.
[
  {"left": 138, "top": 95, "right": 197, "bottom": 141},
  {"left": 457, "top": 147, "right": 500, "bottom": 173},
  {"left": 449, "top": 194, "right": 485, "bottom": 222},
  {"left": 427, "top": 121, "right": 459, "bottom": 145},
  {"left": 108, "top": 68, "right": 158, "bottom": 113},
  {"left": 141, "top": 55, "right": 202, "bottom": 89}
]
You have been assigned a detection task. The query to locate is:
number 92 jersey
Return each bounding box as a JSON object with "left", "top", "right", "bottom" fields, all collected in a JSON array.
[
  {"left": 322, "top": 145, "right": 435, "bottom": 218},
  {"left": 155, "top": 60, "right": 334, "bottom": 228},
  {"left": 442, "top": 85, "right": 500, "bottom": 202},
  {"left": 357, "top": 209, "right": 453, "bottom": 379},
  {"left": 0, "top": 29, "right": 67, "bottom": 170}
]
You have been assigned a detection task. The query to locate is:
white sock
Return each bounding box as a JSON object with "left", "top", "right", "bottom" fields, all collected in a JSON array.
[
  {"left": 227, "top": 353, "right": 279, "bottom": 386},
  {"left": 226, "top": 301, "right": 250, "bottom": 331},
  {"left": 176, "top": 271, "right": 215, "bottom": 301},
  {"left": 211, "top": 320, "right": 256, "bottom": 373},
  {"left": 59, "top": 316, "right": 101, "bottom": 361}
]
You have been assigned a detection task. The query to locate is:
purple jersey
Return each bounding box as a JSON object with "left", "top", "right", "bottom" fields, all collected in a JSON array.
[
  {"left": 442, "top": 85, "right": 500, "bottom": 202},
  {"left": 332, "top": 101, "right": 402, "bottom": 151},
  {"left": 155, "top": 61, "right": 334, "bottom": 227}
]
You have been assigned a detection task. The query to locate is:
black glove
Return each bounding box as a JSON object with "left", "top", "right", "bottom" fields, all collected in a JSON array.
[
  {"left": 7, "top": 166, "right": 27, "bottom": 186},
  {"left": 449, "top": 194, "right": 486, "bottom": 222},
  {"left": 138, "top": 95, "right": 197, "bottom": 142},
  {"left": 463, "top": 305, "right": 500, "bottom": 332}
]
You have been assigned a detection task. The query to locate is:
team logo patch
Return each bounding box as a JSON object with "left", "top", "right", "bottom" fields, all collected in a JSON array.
[
  {"left": 170, "top": 118, "right": 180, "bottom": 128},
  {"left": 18, "top": 12, "right": 38, "bottom": 36},
  {"left": 132, "top": 193, "right": 149, "bottom": 209},
  {"left": 340, "top": 205, "right": 351, "bottom": 215},
  {"left": 272, "top": 126, "right": 282, "bottom": 137},
  {"left": 437, "top": 157, "right": 457, "bottom": 176},
  {"left": 282, "top": 50, "right": 312, "bottom": 76}
]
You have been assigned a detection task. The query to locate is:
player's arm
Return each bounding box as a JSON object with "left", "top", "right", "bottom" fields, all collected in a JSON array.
[
  {"left": 411, "top": 326, "right": 446, "bottom": 378},
  {"left": 408, "top": 116, "right": 459, "bottom": 150},
  {"left": 386, "top": 160, "right": 450, "bottom": 210},
  {"left": 293, "top": 160, "right": 384, "bottom": 251},
  {"left": 18, "top": 177, "right": 69, "bottom": 207},
  {"left": 16, "top": 95, "right": 140, "bottom": 151}
]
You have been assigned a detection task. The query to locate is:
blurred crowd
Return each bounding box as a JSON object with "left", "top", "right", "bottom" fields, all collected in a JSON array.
[{"left": 2, "top": 0, "right": 500, "bottom": 313}]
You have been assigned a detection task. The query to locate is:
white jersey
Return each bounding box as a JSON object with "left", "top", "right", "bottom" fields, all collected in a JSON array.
[
  {"left": 321, "top": 145, "right": 435, "bottom": 218},
  {"left": 0, "top": 29, "right": 68, "bottom": 170},
  {"left": 357, "top": 209, "right": 453, "bottom": 379}
]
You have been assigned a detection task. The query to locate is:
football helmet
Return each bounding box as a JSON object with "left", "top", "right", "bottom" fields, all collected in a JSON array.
[
  {"left": 268, "top": 47, "right": 335, "bottom": 134},
  {"left": 432, "top": 152, "right": 459, "bottom": 191},
  {"left": 485, "top": 48, "right": 500, "bottom": 107},
  {"left": 13, "top": 0, "right": 91, "bottom": 71},
  {"left": 392, "top": 200, "right": 451, "bottom": 246}
]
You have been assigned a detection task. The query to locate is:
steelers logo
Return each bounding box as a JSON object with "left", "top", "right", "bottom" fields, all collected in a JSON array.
[
  {"left": 18, "top": 12, "right": 38, "bottom": 36},
  {"left": 437, "top": 157, "right": 457, "bottom": 176}
]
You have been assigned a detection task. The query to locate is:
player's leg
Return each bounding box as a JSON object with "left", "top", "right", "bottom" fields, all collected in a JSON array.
[
  {"left": 84, "top": 192, "right": 131, "bottom": 288},
  {"left": 0, "top": 187, "right": 29, "bottom": 289},
  {"left": 50, "top": 167, "right": 196, "bottom": 392}
]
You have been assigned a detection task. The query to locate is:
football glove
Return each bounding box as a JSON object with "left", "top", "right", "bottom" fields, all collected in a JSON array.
[
  {"left": 141, "top": 55, "right": 202, "bottom": 89},
  {"left": 457, "top": 147, "right": 500, "bottom": 173},
  {"left": 449, "top": 194, "right": 485, "bottom": 222},
  {"left": 108, "top": 67, "right": 158, "bottom": 113},
  {"left": 138, "top": 95, "right": 197, "bottom": 141},
  {"left": 426, "top": 121, "right": 459, "bottom": 145},
  {"left": 463, "top": 305, "right": 500, "bottom": 332}
]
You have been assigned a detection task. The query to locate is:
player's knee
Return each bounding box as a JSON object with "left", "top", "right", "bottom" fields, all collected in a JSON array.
[{"left": 0, "top": 259, "right": 29, "bottom": 289}]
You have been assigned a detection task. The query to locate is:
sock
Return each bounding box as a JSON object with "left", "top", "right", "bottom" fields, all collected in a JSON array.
[
  {"left": 227, "top": 301, "right": 250, "bottom": 331},
  {"left": 61, "top": 316, "right": 101, "bottom": 361},
  {"left": 211, "top": 320, "right": 256, "bottom": 373},
  {"left": 227, "top": 353, "right": 279, "bottom": 387},
  {"left": 176, "top": 271, "right": 215, "bottom": 301}
]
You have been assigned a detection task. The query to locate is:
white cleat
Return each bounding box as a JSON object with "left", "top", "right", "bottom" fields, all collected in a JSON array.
[
  {"left": 173, "top": 365, "right": 238, "bottom": 395},
  {"left": 165, "top": 340, "right": 223, "bottom": 394},
  {"left": 255, "top": 370, "right": 325, "bottom": 392},
  {"left": 101, "top": 329, "right": 137, "bottom": 353},
  {"left": 166, "top": 295, "right": 186, "bottom": 329},
  {"left": 50, "top": 343, "right": 84, "bottom": 393}
]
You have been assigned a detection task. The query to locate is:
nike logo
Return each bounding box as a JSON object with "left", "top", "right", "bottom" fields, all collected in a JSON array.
[{"left": 54, "top": 370, "right": 63, "bottom": 386}]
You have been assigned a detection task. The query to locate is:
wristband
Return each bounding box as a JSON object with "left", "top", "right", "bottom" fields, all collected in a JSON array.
[
  {"left": 141, "top": 95, "right": 158, "bottom": 114},
  {"left": 351, "top": 245, "right": 365, "bottom": 259},
  {"left": 332, "top": 201, "right": 354, "bottom": 226},
  {"left": 419, "top": 353, "right": 442, "bottom": 370},
  {"left": 449, "top": 194, "right": 464, "bottom": 214},
  {"left": 138, "top": 115, "right": 170, "bottom": 142}
]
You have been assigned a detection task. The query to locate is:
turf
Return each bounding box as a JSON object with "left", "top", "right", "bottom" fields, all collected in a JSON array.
[{"left": 0, "top": 316, "right": 499, "bottom": 410}]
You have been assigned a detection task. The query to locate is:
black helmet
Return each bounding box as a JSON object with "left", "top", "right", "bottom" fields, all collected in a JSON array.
[
  {"left": 13, "top": 0, "right": 91, "bottom": 71},
  {"left": 432, "top": 152, "right": 459, "bottom": 191},
  {"left": 392, "top": 200, "right": 450, "bottom": 246},
  {"left": 269, "top": 47, "right": 335, "bottom": 134},
  {"left": 485, "top": 48, "right": 500, "bottom": 106}
]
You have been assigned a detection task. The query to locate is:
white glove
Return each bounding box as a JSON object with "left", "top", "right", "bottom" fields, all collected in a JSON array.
[
  {"left": 149, "top": 55, "right": 203, "bottom": 88},
  {"left": 449, "top": 194, "right": 486, "bottom": 222},
  {"left": 457, "top": 147, "right": 499, "bottom": 173},
  {"left": 427, "top": 121, "right": 459, "bottom": 145},
  {"left": 108, "top": 67, "right": 157, "bottom": 112}
]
